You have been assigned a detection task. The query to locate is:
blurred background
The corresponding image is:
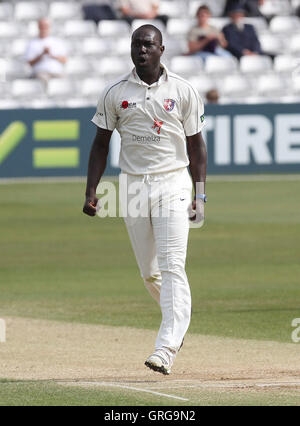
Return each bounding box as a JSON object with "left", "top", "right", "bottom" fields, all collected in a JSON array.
[
  {"left": 0, "top": 0, "right": 300, "bottom": 178},
  {"left": 1, "top": 0, "right": 300, "bottom": 108}
]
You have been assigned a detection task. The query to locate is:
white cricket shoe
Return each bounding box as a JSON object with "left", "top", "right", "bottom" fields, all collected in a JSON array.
[{"left": 145, "top": 349, "right": 174, "bottom": 375}]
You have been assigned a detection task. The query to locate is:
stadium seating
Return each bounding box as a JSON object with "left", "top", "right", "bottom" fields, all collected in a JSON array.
[
  {"left": 49, "top": 2, "right": 83, "bottom": 21},
  {"left": 255, "top": 73, "right": 286, "bottom": 96},
  {"left": 47, "top": 78, "right": 76, "bottom": 98},
  {"left": 188, "top": 74, "right": 217, "bottom": 95},
  {"left": 11, "top": 39, "right": 30, "bottom": 58},
  {"left": 289, "top": 33, "right": 300, "bottom": 54},
  {"left": 220, "top": 74, "right": 252, "bottom": 98},
  {"left": 0, "top": 99, "right": 22, "bottom": 109},
  {"left": 131, "top": 19, "right": 165, "bottom": 34},
  {"left": 164, "top": 37, "right": 188, "bottom": 58},
  {"left": 0, "top": 22, "right": 21, "bottom": 38},
  {"left": 80, "top": 37, "right": 111, "bottom": 57},
  {"left": 260, "top": 0, "right": 293, "bottom": 17},
  {"left": 170, "top": 56, "right": 203, "bottom": 75},
  {"left": 0, "top": 58, "right": 7, "bottom": 82},
  {"left": 274, "top": 55, "right": 299, "bottom": 73},
  {"left": 291, "top": 0, "right": 300, "bottom": 10},
  {"left": 205, "top": 56, "right": 239, "bottom": 74},
  {"left": 65, "top": 57, "right": 92, "bottom": 77},
  {"left": 292, "top": 74, "right": 300, "bottom": 93},
  {"left": 12, "top": 78, "right": 45, "bottom": 98},
  {"left": 208, "top": 17, "right": 230, "bottom": 31},
  {"left": 0, "top": 2, "right": 14, "bottom": 20},
  {"left": 269, "top": 15, "right": 300, "bottom": 33},
  {"left": 4, "top": 59, "right": 31, "bottom": 80},
  {"left": 0, "top": 43, "right": 7, "bottom": 57},
  {"left": 80, "top": 77, "right": 107, "bottom": 99},
  {"left": 98, "top": 20, "right": 131, "bottom": 37},
  {"left": 27, "top": 98, "right": 58, "bottom": 108},
  {"left": 62, "top": 98, "right": 94, "bottom": 108},
  {"left": 0, "top": 0, "right": 300, "bottom": 109},
  {"left": 14, "top": 2, "right": 48, "bottom": 21},
  {"left": 243, "top": 17, "right": 269, "bottom": 32},
  {"left": 159, "top": 0, "right": 185, "bottom": 18},
  {"left": 259, "top": 33, "right": 284, "bottom": 54},
  {"left": 92, "top": 57, "right": 132, "bottom": 77},
  {"left": 240, "top": 55, "right": 273, "bottom": 74},
  {"left": 63, "top": 20, "right": 97, "bottom": 37},
  {"left": 167, "top": 19, "right": 194, "bottom": 36},
  {"left": 113, "top": 37, "right": 131, "bottom": 57},
  {"left": 26, "top": 20, "right": 40, "bottom": 37}
]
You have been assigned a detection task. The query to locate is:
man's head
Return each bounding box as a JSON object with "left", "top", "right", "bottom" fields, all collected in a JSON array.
[
  {"left": 196, "top": 5, "right": 211, "bottom": 26},
  {"left": 131, "top": 25, "right": 164, "bottom": 72},
  {"left": 38, "top": 18, "right": 50, "bottom": 38},
  {"left": 205, "top": 89, "right": 219, "bottom": 104},
  {"left": 228, "top": 5, "right": 246, "bottom": 23}
]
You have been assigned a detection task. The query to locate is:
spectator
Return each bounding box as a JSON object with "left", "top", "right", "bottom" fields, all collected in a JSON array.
[
  {"left": 223, "top": 0, "right": 266, "bottom": 17},
  {"left": 187, "top": 5, "right": 232, "bottom": 61},
  {"left": 82, "top": 3, "right": 117, "bottom": 24},
  {"left": 223, "top": 5, "right": 263, "bottom": 59},
  {"left": 205, "top": 89, "right": 220, "bottom": 104},
  {"left": 118, "top": 0, "right": 168, "bottom": 26},
  {"left": 25, "top": 18, "right": 67, "bottom": 86}
]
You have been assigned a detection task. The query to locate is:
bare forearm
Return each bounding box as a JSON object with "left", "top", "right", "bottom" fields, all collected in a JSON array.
[
  {"left": 189, "top": 150, "right": 207, "bottom": 194},
  {"left": 28, "top": 52, "right": 44, "bottom": 66},
  {"left": 85, "top": 141, "right": 109, "bottom": 198},
  {"left": 83, "top": 127, "right": 112, "bottom": 216},
  {"left": 187, "top": 133, "right": 207, "bottom": 194},
  {"left": 50, "top": 55, "right": 67, "bottom": 64},
  {"left": 188, "top": 39, "right": 211, "bottom": 54}
]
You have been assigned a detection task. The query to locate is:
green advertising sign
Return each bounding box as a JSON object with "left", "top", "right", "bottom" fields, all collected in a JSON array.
[{"left": 0, "top": 104, "right": 300, "bottom": 179}]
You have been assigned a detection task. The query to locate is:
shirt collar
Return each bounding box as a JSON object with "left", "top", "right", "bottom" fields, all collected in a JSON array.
[{"left": 128, "top": 63, "right": 169, "bottom": 87}]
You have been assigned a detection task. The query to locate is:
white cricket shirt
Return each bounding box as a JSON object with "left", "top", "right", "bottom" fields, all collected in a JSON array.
[{"left": 92, "top": 64, "right": 205, "bottom": 175}]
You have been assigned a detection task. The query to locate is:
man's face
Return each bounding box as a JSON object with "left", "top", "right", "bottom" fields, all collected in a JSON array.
[
  {"left": 39, "top": 19, "right": 50, "bottom": 38},
  {"left": 230, "top": 11, "right": 245, "bottom": 23},
  {"left": 197, "top": 9, "right": 211, "bottom": 26},
  {"left": 131, "top": 28, "right": 164, "bottom": 71}
]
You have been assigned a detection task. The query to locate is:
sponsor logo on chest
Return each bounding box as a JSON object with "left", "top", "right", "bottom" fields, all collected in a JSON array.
[
  {"left": 120, "top": 100, "right": 137, "bottom": 110},
  {"left": 152, "top": 119, "right": 163, "bottom": 135}
]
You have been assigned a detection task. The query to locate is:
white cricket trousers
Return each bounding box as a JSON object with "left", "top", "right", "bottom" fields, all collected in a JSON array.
[{"left": 120, "top": 167, "right": 193, "bottom": 355}]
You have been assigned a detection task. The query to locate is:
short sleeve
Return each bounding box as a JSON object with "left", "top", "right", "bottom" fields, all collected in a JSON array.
[
  {"left": 182, "top": 84, "right": 205, "bottom": 137},
  {"left": 91, "top": 85, "right": 118, "bottom": 131}
]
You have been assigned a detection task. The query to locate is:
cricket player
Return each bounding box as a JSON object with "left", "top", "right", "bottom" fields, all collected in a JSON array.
[{"left": 83, "top": 25, "right": 207, "bottom": 375}]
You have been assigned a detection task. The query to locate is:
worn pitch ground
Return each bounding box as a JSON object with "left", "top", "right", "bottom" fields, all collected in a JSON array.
[{"left": 0, "top": 317, "right": 300, "bottom": 388}]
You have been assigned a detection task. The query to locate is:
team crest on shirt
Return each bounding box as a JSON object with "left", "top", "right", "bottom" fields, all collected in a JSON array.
[{"left": 163, "top": 99, "right": 176, "bottom": 112}]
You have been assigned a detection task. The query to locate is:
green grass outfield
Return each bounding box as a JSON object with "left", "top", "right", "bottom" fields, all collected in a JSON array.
[
  {"left": 0, "top": 176, "right": 300, "bottom": 406},
  {"left": 1, "top": 380, "right": 300, "bottom": 406}
]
